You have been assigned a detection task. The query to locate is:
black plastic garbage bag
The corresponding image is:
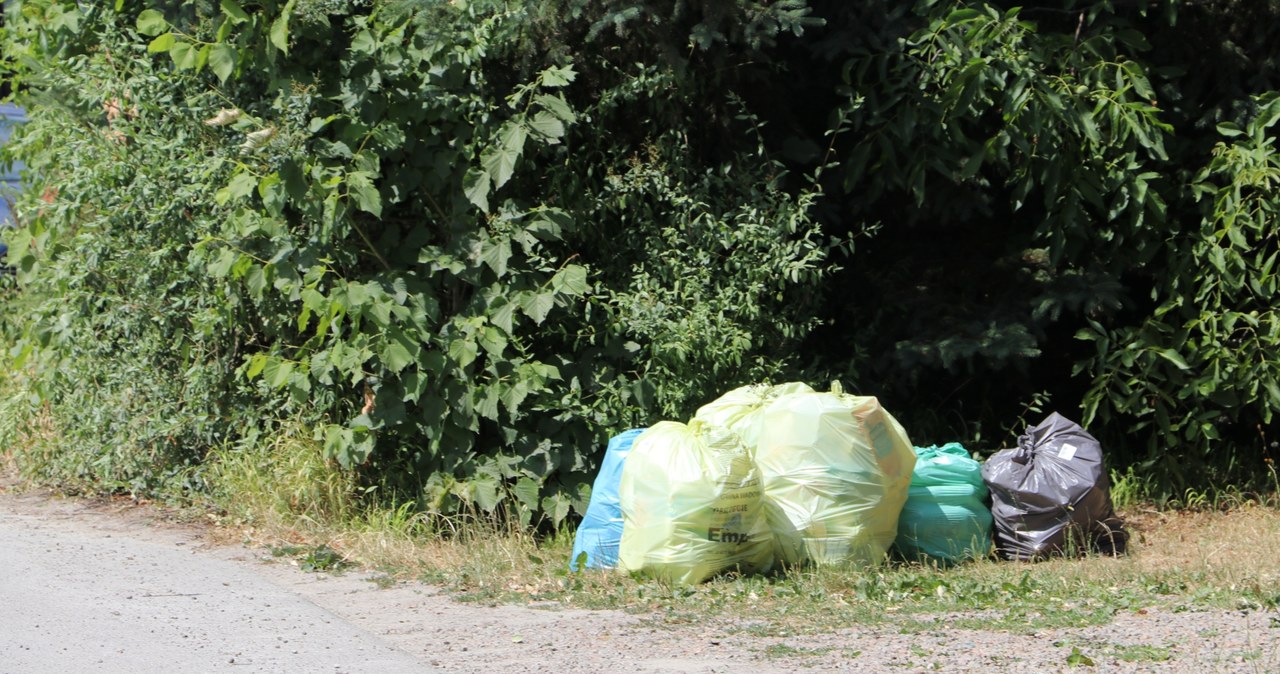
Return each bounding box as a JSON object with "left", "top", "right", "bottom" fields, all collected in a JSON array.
[{"left": 981, "top": 413, "right": 1127, "bottom": 560}]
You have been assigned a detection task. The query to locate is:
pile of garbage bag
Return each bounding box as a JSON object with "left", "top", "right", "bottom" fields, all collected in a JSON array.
[{"left": 570, "top": 382, "right": 1126, "bottom": 584}]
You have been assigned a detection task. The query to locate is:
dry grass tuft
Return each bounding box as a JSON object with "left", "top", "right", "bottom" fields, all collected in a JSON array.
[{"left": 1121, "top": 505, "right": 1280, "bottom": 592}]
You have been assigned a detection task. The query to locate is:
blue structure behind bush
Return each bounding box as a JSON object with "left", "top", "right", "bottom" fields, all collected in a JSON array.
[{"left": 0, "top": 102, "right": 26, "bottom": 227}]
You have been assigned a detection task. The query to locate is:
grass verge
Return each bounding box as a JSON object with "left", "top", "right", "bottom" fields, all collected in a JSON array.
[
  {"left": 4, "top": 362, "right": 1278, "bottom": 635},
  {"left": 187, "top": 429, "right": 1280, "bottom": 636}
]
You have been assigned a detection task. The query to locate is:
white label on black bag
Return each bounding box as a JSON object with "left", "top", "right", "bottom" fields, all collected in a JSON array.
[{"left": 1058, "top": 443, "right": 1078, "bottom": 460}]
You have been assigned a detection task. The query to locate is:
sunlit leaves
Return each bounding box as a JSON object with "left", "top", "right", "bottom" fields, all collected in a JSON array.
[
  {"left": 1080, "top": 92, "right": 1280, "bottom": 482},
  {"left": 136, "top": 9, "right": 167, "bottom": 36},
  {"left": 208, "top": 43, "right": 238, "bottom": 82},
  {"left": 269, "top": 0, "right": 295, "bottom": 54},
  {"left": 146, "top": 33, "right": 175, "bottom": 53},
  {"left": 220, "top": 0, "right": 250, "bottom": 24},
  {"left": 550, "top": 265, "right": 588, "bottom": 295},
  {"left": 465, "top": 66, "right": 581, "bottom": 213}
]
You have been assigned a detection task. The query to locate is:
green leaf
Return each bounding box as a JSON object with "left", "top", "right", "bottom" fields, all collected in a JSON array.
[
  {"left": 380, "top": 340, "right": 413, "bottom": 373},
  {"left": 469, "top": 476, "right": 502, "bottom": 511},
  {"left": 957, "top": 151, "right": 984, "bottom": 181},
  {"left": 448, "top": 338, "right": 478, "bottom": 369},
  {"left": 215, "top": 171, "right": 258, "bottom": 206},
  {"left": 478, "top": 327, "right": 507, "bottom": 356},
  {"left": 478, "top": 238, "right": 512, "bottom": 277},
  {"left": 541, "top": 493, "right": 572, "bottom": 526},
  {"left": 421, "top": 350, "right": 447, "bottom": 375},
  {"left": 344, "top": 281, "right": 375, "bottom": 310},
  {"left": 350, "top": 29, "right": 376, "bottom": 55},
  {"left": 169, "top": 41, "right": 197, "bottom": 70},
  {"left": 348, "top": 171, "right": 382, "bottom": 217},
  {"left": 534, "top": 94, "right": 575, "bottom": 123},
  {"left": 207, "top": 249, "right": 238, "bottom": 278},
  {"left": 281, "top": 159, "right": 309, "bottom": 202},
  {"left": 1216, "top": 122, "right": 1245, "bottom": 138},
  {"left": 489, "top": 301, "right": 517, "bottom": 334},
  {"left": 270, "top": 0, "right": 295, "bottom": 54},
  {"left": 1065, "top": 647, "right": 1094, "bottom": 667},
  {"left": 272, "top": 360, "right": 296, "bottom": 388},
  {"left": 476, "top": 385, "right": 502, "bottom": 420},
  {"left": 196, "top": 43, "right": 212, "bottom": 71},
  {"left": 1157, "top": 348, "right": 1191, "bottom": 371},
  {"left": 300, "top": 287, "right": 326, "bottom": 329},
  {"left": 631, "top": 378, "right": 655, "bottom": 410},
  {"left": 323, "top": 425, "right": 352, "bottom": 465},
  {"left": 220, "top": 0, "right": 250, "bottom": 23},
  {"left": 401, "top": 369, "right": 429, "bottom": 403},
  {"left": 572, "top": 482, "right": 592, "bottom": 515},
  {"left": 518, "top": 291, "right": 556, "bottom": 324},
  {"left": 463, "top": 167, "right": 490, "bottom": 213},
  {"left": 265, "top": 359, "right": 295, "bottom": 389},
  {"left": 245, "top": 264, "right": 267, "bottom": 297},
  {"left": 944, "top": 8, "right": 982, "bottom": 23},
  {"left": 208, "top": 43, "right": 238, "bottom": 83},
  {"left": 147, "top": 33, "right": 176, "bottom": 53},
  {"left": 216, "top": 18, "right": 234, "bottom": 43},
  {"left": 482, "top": 123, "right": 528, "bottom": 190},
  {"left": 513, "top": 478, "right": 540, "bottom": 510},
  {"left": 500, "top": 378, "right": 530, "bottom": 414},
  {"left": 550, "top": 265, "right": 589, "bottom": 295},
  {"left": 526, "top": 111, "right": 565, "bottom": 142},
  {"left": 1264, "top": 378, "right": 1280, "bottom": 408},
  {"left": 230, "top": 253, "right": 254, "bottom": 279},
  {"left": 527, "top": 208, "right": 569, "bottom": 240},
  {"left": 258, "top": 172, "right": 286, "bottom": 215},
  {"left": 246, "top": 353, "right": 268, "bottom": 379},
  {"left": 540, "top": 64, "right": 576, "bottom": 87},
  {"left": 136, "top": 9, "right": 169, "bottom": 36}
]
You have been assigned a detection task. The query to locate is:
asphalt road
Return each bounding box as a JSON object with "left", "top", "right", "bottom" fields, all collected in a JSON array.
[{"left": 0, "top": 496, "right": 434, "bottom": 674}]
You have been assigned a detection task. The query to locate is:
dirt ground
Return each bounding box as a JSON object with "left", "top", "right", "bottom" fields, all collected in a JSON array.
[{"left": 1, "top": 487, "right": 1277, "bottom": 674}]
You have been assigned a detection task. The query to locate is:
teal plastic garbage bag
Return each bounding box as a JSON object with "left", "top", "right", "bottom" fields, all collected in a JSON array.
[
  {"left": 570, "top": 429, "right": 646, "bottom": 569},
  {"left": 894, "top": 443, "right": 992, "bottom": 564}
]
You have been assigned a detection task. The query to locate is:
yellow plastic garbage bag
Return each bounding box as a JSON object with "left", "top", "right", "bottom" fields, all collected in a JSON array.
[
  {"left": 618, "top": 420, "right": 774, "bottom": 585},
  {"left": 756, "top": 387, "right": 915, "bottom": 566},
  {"left": 693, "top": 382, "right": 815, "bottom": 452}
]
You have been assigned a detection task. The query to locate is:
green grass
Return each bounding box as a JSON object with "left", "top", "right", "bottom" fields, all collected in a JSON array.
[
  {"left": 760, "top": 643, "right": 833, "bottom": 659},
  {"left": 391, "top": 506, "right": 1279, "bottom": 636},
  {"left": 181, "top": 435, "right": 1280, "bottom": 638},
  {"left": 1109, "top": 644, "right": 1172, "bottom": 663}
]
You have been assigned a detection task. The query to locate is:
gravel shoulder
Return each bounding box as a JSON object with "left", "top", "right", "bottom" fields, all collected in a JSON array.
[{"left": 1, "top": 487, "right": 1276, "bottom": 674}]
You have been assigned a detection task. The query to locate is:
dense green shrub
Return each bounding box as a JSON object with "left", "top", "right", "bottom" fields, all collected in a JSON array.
[
  {"left": 1077, "top": 94, "right": 1280, "bottom": 485},
  {"left": 2, "top": 0, "right": 1278, "bottom": 512},
  {"left": 0, "top": 0, "right": 830, "bottom": 517}
]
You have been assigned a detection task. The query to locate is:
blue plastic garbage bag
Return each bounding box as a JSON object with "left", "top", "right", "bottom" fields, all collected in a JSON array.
[
  {"left": 894, "top": 443, "right": 992, "bottom": 564},
  {"left": 570, "top": 428, "right": 646, "bottom": 570}
]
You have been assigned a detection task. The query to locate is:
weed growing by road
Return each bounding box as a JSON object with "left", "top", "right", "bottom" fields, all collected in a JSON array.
[{"left": 1108, "top": 644, "right": 1172, "bottom": 663}]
